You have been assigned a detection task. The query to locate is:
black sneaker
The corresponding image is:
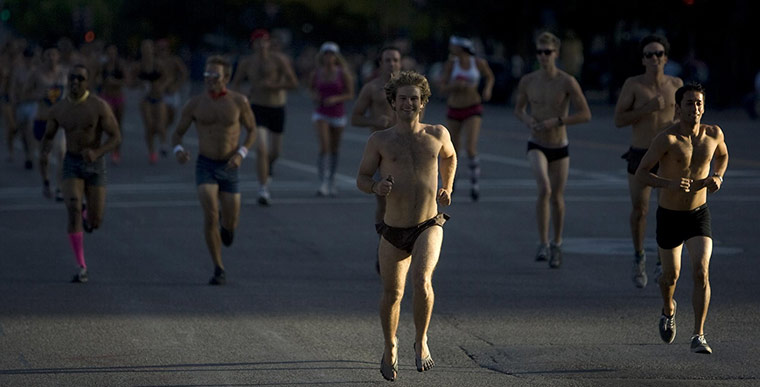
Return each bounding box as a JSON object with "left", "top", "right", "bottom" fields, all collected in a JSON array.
[
  {"left": 71, "top": 267, "right": 88, "bottom": 283},
  {"left": 470, "top": 185, "right": 480, "bottom": 202},
  {"left": 659, "top": 300, "right": 677, "bottom": 344},
  {"left": 535, "top": 244, "right": 549, "bottom": 262},
  {"left": 209, "top": 267, "right": 226, "bottom": 285},
  {"left": 690, "top": 334, "right": 712, "bottom": 354},
  {"left": 220, "top": 226, "right": 234, "bottom": 246},
  {"left": 549, "top": 243, "right": 562, "bottom": 268}
]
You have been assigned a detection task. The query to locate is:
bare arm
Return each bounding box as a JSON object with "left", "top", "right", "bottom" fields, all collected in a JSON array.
[
  {"left": 351, "top": 84, "right": 388, "bottom": 128},
  {"left": 356, "top": 134, "right": 383, "bottom": 194},
  {"left": 171, "top": 98, "right": 195, "bottom": 164},
  {"left": 86, "top": 100, "right": 122, "bottom": 161},
  {"left": 697, "top": 126, "right": 729, "bottom": 193},
  {"left": 437, "top": 126, "right": 458, "bottom": 206},
  {"left": 478, "top": 58, "right": 495, "bottom": 102},
  {"left": 513, "top": 76, "right": 535, "bottom": 128},
  {"left": 564, "top": 76, "right": 592, "bottom": 126},
  {"left": 276, "top": 54, "right": 299, "bottom": 90},
  {"left": 238, "top": 96, "right": 257, "bottom": 150},
  {"left": 325, "top": 68, "right": 355, "bottom": 105},
  {"left": 613, "top": 79, "right": 641, "bottom": 127}
]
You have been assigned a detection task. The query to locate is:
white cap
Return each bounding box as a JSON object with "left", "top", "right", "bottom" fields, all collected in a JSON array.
[
  {"left": 319, "top": 41, "right": 340, "bottom": 54},
  {"left": 449, "top": 36, "right": 475, "bottom": 55}
]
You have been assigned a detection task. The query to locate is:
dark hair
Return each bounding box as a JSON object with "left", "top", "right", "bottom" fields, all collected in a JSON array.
[
  {"left": 639, "top": 34, "right": 670, "bottom": 56},
  {"left": 675, "top": 82, "right": 706, "bottom": 105},
  {"left": 71, "top": 63, "right": 90, "bottom": 78},
  {"left": 206, "top": 55, "right": 232, "bottom": 78},
  {"left": 378, "top": 46, "right": 401, "bottom": 60},
  {"left": 384, "top": 71, "right": 431, "bottom": 106}
]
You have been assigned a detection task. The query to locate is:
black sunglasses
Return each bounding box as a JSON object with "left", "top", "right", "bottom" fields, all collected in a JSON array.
[
  {"left": 643, "top": 51, "right": 665, "bottom": 59},
  {"left": 69, "top": 74, "right": 86, "bottom": 82},
  {"left": 535, "top": 49, "right": 555, "bottom": 56}
]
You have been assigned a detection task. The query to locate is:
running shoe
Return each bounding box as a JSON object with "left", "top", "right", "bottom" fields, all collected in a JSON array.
[
  {"left": 535, "top": 244, "right": 549, "bottom": 262},
  {"left": 329, "top": 182, "right": 339, "bottom": 196},
  {"left": 316, "top": 181, "right": 329, "bottom": 197},
  {"left": 24, "top": 160, "right": 33, "bottom": 170},
  {"left": 71, "top": 267, "right": 88, "bottom": 283},
  {"left": 258, "top": 187, "right": 271, "bottom": 206},
  {"left": 690, "top": 334, "right": 712, "bottom": 354},
  {"left": 633, "top": 253, "right": 648, "bottom": 288},
  {"left": 149, "top": 152, "right": 158, "bottom": 165},
  {"left": 220, "top": 226, "right": 234, "bottom": 247},
  {"left": 549, "top": 243, "right": 562, "bottom": 268},
  {"left": 209, "top": 267, "right": 226, "bottom": 285},
  {"left": 470, "top": 184, "right": 480, "bottom": 202},
  {"left": 659, "top": 300, "right": 677, "bottom": 344}
]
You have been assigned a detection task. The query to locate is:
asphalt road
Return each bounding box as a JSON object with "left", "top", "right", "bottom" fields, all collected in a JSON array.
[{"left": 1, "top": 86, "right": 758, "bottom": 386}]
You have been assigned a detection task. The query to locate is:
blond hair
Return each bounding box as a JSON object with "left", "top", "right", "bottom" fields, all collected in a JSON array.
[
  {"left": 536, "top": 31, "right": 561, "bottom": 50},
  {"left": 384, "top": 71, "right": 431, "bottom": 106}
]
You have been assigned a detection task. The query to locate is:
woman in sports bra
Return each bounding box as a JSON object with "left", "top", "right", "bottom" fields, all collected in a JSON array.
[
  {"left": 438, "top": 36, "right": 494, "bottom": 201},
  {"left": 135, "top": 39, "right": 168, "bottom": 165},
  {"left": 308, "top": 42, "right": 355, "bottom": 197}
]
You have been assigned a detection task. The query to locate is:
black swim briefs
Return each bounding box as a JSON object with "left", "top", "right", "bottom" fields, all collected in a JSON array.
[
  {"left": 377, "top": 213, "right": 450, "bottom": 253},
  {"left": 251, "top": 104, "right": 286, "bottom": 134},
  {"left": 621, "top": 147, "right": 658, "bottom": 175},
  {"left": 527, "top": 141, "right": 569, "bottom": 163}
]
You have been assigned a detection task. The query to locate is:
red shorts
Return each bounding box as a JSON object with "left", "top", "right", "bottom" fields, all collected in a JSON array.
[{"left": 446, "top": 104, "right": 483, "bottom": 122}]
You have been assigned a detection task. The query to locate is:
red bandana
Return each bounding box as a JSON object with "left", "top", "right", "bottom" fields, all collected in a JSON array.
[{"left": 209, "top": 89, "right": 228, "bottom": 100}]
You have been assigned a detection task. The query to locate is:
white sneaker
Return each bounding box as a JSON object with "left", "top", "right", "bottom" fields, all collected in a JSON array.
[
  {"left": 317, "top": 181, "right": 329, "bottom": 197},
  {"left": 258, "top": 187, "right": 271, "bottom": 206}
]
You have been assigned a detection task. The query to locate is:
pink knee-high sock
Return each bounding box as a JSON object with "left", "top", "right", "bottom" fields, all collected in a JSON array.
[{"left": 68, "top": 232, "right": 86, "bottom": 268}]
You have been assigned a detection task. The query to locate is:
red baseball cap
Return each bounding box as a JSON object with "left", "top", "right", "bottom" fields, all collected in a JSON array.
[{"left": 250, "top": 29, "right": 270, "bottom": 42}]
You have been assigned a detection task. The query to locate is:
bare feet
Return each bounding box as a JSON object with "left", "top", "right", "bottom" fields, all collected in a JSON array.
[
  {"left": 380, "top": 336, "right": 398, "bottom": 381},
  {"left": 414, "top": 341, "right": 435, "bottom": 372}
]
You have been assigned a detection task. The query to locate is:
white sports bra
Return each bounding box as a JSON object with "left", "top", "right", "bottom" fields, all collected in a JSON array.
[{"left": 451, "top": 56, "right": 480, "bottom": 87}]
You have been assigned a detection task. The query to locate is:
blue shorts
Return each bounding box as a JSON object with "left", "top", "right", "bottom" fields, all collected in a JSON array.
[
  {"left": 195, "top": 154, "right": 240, "bottom": 193},
  {"left": 62, "top": 152, "right": 107, "bottom": 186}
]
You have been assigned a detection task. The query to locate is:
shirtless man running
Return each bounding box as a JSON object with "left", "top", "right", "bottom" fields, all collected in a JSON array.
[
  {"left": 351, "top": 46, "right": 401, "bottom": 242},
  {"left": 357, "top": 71, "right": 457, "bottom": 381},
  {"left": 232, "top": 29, "right": 298, "bottom": 206},
  {"left": 172, "top": 55, "right": 256, "bottom": 285},
  {"left": 615, "top": 35, "right": 683, "bottom": 288},
  {"left": 514, "top": 31, "right": 591, "bottom": 268},
  {"left": 635, "top": 83, "right": 728, "bottom": 354},
  {"left": 39, "top": 64, "right": 122, "bottom": 283}
]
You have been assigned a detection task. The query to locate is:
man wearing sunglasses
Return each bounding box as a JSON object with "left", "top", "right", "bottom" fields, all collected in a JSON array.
[
  {"left": 172, "top": 56, "right": 257, "bottom": 285},
  {"left": 514, "top": 31, "right": 592, "bottom": 269},
  {"left": 614, "top": 35, "right": 683, "bottom": 289},
  {"left": 39, "top": 64, "right": 122, "bottom": 283}
]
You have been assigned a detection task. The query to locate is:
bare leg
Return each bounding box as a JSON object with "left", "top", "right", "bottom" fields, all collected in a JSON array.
[
  {"left": 658, "top": 244, "right": 682, "bottom": 316},
  {"left": 269, "top": 132, "right": 283, "bottom": 174},
  {"left": 255, "top": 128, "right": 270, "bottom": 186},
  {"left": 411, "top": 226, "right": 443, "bottom": 371},
  {"left": 378, "top": 238, "right": 411, "bottom": 380},
  {"left": 527, "top": 150, "right": 550, "bottom": 245},
  {"left": 685, "top": 236, "right": 712, "bottom": 335},
  {"left": 628, "top": 174, "right": 653, "bottom": 253},
  {"left": 62, "top": 179, "right": 86, "bottom": 233},
  {"left": 84, "top": 185, "right": 107, "bottom": 230},
  {"left": 548, "top": 157, "right": 569, "bottom": 245},
  {"left": 219, "top": 191, "right": 241, "bottom": 231},
  {"left": 197, "top": 184, "right": 223, "bottom": 269}
]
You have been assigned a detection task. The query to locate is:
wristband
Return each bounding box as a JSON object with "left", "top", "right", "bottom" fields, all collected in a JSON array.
[
  {"left": 237, "top": 146, "right": 249, "bottom": 158},
  {"left": 173, "top": 144, "right": 185, "bottom": 155},
  {"left": 713, "top": 173, "right": 723, "bottom": 183}
]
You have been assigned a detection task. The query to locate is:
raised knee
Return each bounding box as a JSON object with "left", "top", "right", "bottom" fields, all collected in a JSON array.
[
  {"left": 537, "top": 186, "right": 551, "bottom": 200},
  {"left": 412, "top": 274, "right": 433, "bottom": 292},
  {"left": 383, "top": 287, "right": 404, "bottom": 304},
  {"left": 693, "top": 268, "right": 710, "bottom": 287}
]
